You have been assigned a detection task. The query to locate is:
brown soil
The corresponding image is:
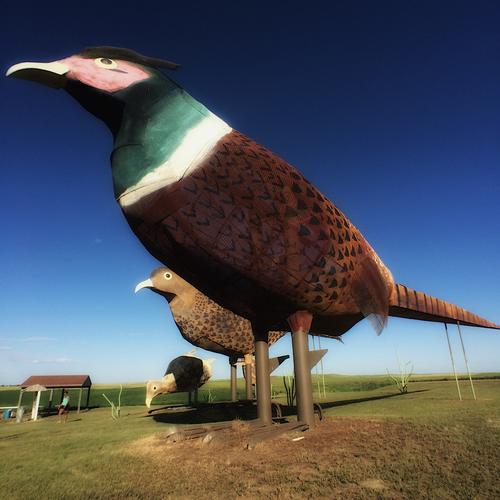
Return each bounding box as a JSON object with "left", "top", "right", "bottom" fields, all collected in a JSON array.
[{"left": 126, "top": 416, "right": 500, "bottom": 499}]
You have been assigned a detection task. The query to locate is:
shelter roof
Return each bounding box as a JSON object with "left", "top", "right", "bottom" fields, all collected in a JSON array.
[
  {"left": 24, "top": 384, "right": 48, "bottom": 392},
  {"left": 21, "top": 375, "right": 92, "bottom": 389}
]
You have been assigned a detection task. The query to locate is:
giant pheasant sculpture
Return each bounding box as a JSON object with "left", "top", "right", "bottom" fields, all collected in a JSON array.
[{"left": 7, "top": 47, "right": 499, "bottom": 426}]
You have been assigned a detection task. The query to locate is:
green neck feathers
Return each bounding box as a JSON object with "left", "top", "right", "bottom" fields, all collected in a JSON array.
[{"left": 111, "top": 76, "right": 211, "bottom": 197}]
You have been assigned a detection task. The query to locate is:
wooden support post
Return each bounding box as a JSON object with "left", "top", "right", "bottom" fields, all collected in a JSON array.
[
  {"left": 17, "top": 389, "right": 23, "bottom": 410},
  {"left": 444, "top": 323, "right": 462, "bottom": 401},
  {"left": 77, "top": 388, "right": 82, "bottom": 413},
  {"left": 457, "top": 322, "right": 477, "bottom": 400},
  {"left": 32, "top": 391, "right": 41, "bottom": 421},
  {"left": 254, "top": 330, "right": 272, "bottom": 425},
  {"left": 288, "top": 311, "right": 315, "bottom": 427},
  {"left": 230, "top": 358, "right": 238, "bottom": 402},
  {"left": 244, "top": 353, "right": 253, "bottom": 400},
  {"left": 86, "top": 387, "right": 91, "bottom": 409}
]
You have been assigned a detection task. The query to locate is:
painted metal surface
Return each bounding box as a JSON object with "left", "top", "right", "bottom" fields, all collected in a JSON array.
[
  {"left": 7, "top": 47, "right": 499, "bottom": 337},
  {"left": 390, "top": 284, "right": 498, "bottom": 329},
  {"left": 288, "top": 311, "right": 316, "bottom": 427},
  {"left": 136, "top": 268, "right": 285, "bottom": 357},
  {"left": 145, "top": 354, "right": 213, "bottom": 407}
]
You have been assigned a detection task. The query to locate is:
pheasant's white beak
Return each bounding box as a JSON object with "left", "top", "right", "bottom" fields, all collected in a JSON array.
[
  {"left": 6, "top": 61, "right": 69, "bottom": 88},
  {"left": 135, "top": 278, "right": 153, "bottom": 293},
  {"left": 145, "top": 397, "right": 152, "bottom": 408}
]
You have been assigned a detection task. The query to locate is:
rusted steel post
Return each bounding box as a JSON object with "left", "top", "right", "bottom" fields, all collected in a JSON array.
[
  {"left": 288, "top": 311, "right": 315, "bottom": 427},
  {"left": 230, "top": 358, "right": 238, "bottom": 402},
  {"left": 456, "top": 321, "right": 477, "bottom": 400},
  {"left": 318, "top": 334, "right": 327, "bottom": 399},
  {"left": 254, "top": 330, "right": 272, "bottom": 425},
  {"left": 244, "top": 353, "right": 253, "bottom": 400},
  {"left": 444, "top": 323, "right": 462, "bottom": 401}
]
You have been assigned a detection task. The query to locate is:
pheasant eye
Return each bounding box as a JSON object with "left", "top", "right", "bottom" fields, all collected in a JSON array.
[
  {"left": 153, "top": 386, "right": 157, "bottom": 391},
  {"left": 94, "top": 58, "right": 117, "bottom": 69},
  {"left": 164, "top": 272, "right": 172, "bottom": 280}
]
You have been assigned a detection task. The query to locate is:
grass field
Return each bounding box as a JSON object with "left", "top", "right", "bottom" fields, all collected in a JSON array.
[
  {"left": 2, "top": 372, "right": 498, "bottom": 409},
  {"left": 1, "top": 376, "right": 499, "bottom": 499}
]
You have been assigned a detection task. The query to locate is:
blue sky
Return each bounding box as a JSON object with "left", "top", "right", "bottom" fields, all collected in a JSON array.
[{"left": 1, "top": 1, "right": 499, "bottom": 384}]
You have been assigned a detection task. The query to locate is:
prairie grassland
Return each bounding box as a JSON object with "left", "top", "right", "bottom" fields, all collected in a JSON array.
[
  {"left": 1, "top": 378, "right": 499, "bottom": 499},
  {"left": 2, "top": 372, "right": 497, "bottom": 409}
]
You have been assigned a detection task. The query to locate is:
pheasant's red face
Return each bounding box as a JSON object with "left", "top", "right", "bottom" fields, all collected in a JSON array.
[{"left": 58, "top": 55, "right": 151, "bottom": 92}]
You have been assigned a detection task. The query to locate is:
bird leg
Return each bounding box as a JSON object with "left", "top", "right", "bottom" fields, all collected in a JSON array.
[
  {"left": 229, "top": 356, "right": 238, "bottom": 402},
  {"left": 287, "top": 310, "right": 315, "bottom": 427},
  {"left": 243, "top": 353, "right": 254, "bottom": 400},
  {"left": 253, "top": 328, "right": 273, "bottom": 425}
]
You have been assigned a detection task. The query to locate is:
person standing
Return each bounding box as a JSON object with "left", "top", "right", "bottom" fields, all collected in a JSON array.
[{"left": 57, "top": 390, "right": 70, "bottom": 423}]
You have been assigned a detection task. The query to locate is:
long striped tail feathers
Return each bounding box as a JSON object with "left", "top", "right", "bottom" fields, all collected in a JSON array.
[{"left": 389, "top": 283, "right": 499, "bottom": 330}]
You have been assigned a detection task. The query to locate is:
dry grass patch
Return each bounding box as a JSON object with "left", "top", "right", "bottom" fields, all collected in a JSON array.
[{"left": 123, "top": 416, "right": 500, "bottom": 498}]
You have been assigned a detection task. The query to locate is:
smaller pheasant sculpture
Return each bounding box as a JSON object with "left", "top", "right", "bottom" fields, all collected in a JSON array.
[
  {"left": 135, "top": 267, "right": 285, "bottom": 359},
  {"left": 146, "top": 353, "right": 213, "bottom": 407}
]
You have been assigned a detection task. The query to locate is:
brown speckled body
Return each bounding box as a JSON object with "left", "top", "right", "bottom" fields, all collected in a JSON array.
[
  {"left": 173, "top": 290, "right": 284, "bottom": 357},
  {"left": 126, "top": 131, "right": 393, "bottom": 335},
  {"left": 138, "top": 268, "right": 285, "bottom": 358}
]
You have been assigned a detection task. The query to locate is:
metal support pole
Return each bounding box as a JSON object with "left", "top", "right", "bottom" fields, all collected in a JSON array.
[
  {"left": 292, "top": 329, "right": 315, "bottom": 426},
  {"left": 230, "top": 359, "right": 238, "bottom": 402},
  {"left": 457, "top": 322, "right": 477, "bottom": 400},
  {"left": 244, "top": 353, "right": 253, "bottom": 400},
  {"left": 288, "top": 311, "right": 315, "bottom": 427},
  {"left": 311, "top": 334, "right": 320, "bottom": 398},
  {"left": 444, "top": 323, "right": 462, "bottom": 401},
  {"left": 318, "top": 334, "right": 327, "bottom": 399},
  {"left": 77, "top": 388, "right": 82, "bottom": 413},
  {"left": 254, "top": 331, "right": 272, "bottom": 425}
]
